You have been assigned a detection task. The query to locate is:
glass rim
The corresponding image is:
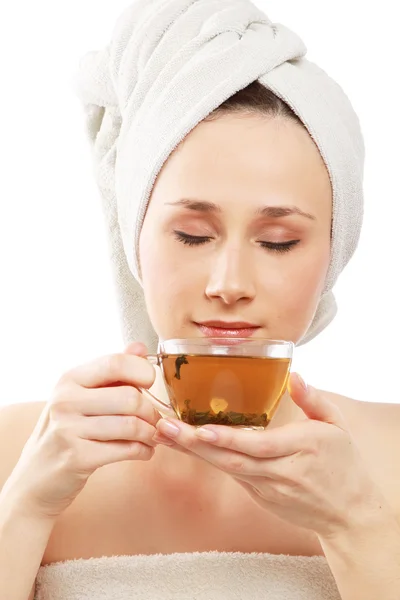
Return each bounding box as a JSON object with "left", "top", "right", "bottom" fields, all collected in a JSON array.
[{"left": 158, "top": 337, "right": 294, "bottom": 347}]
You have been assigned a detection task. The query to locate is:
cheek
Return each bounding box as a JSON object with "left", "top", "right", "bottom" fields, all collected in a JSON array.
[
  {"left": 139, "top": 232, "right": 204, "bottom": 338},
  {"left": 265, "top": 243, "right": 330, "bottom": 342}
]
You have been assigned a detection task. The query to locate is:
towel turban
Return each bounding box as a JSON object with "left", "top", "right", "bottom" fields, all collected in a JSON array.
[{"left": 75, "top": 0, "right": 365, "bottom": 352}]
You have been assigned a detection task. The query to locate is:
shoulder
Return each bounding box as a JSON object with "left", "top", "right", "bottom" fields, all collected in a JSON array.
[
  {"left": 0, "top": 401, "right": 46, "bottom": 489},
  {"left": 319, "top": 388, "right": 400, "bottom": 447},
  {"left": 319, "top": 389, "right": 400, "bottom": 510},
  {"left": 320, "top": 389, "right": 400, "bottom": 438}
]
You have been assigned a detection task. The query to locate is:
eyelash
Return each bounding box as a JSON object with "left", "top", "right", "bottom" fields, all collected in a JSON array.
[{"left": 173, "top": 231, "right": 300, "bottom": 254}]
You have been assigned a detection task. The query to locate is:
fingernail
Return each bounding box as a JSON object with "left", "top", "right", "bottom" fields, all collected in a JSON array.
[
  {"left": 195, "top": 427, "right": 218, "bottom": 442},
  {"left": 296, "top": 373, "right": 308, "bottom": 392},
  {"left": 159, "top": 420, "right": 180, "bottom": 438}
]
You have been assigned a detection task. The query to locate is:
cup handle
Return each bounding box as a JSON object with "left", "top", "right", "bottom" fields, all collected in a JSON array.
[{"left": 139, "top": 354, "right": 176, "bottom": 417}]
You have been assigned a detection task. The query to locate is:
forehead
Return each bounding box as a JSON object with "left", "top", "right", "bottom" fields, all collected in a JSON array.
[{"left": 151, "top": 113, "right": 332, "bottom": 217}]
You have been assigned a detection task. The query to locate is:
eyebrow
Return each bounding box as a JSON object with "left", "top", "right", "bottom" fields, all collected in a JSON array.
[{"left": 165, "top": 198, "right": 316, "bottom": 221}]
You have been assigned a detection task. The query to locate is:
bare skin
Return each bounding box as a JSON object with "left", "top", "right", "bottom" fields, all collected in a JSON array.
[
  {"left": 140, "top": 114, "right": 332, "bottom": 344},
  {"left": 0, "top": 389, "right": 399, "bottom": 566},
  {"left": 1, "top": 113, "right": 398, "bottom": 593}
]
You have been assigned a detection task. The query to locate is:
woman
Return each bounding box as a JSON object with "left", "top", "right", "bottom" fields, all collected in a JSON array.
[{"left": 1, "top": 1, "right": 400, "bottom": 599}]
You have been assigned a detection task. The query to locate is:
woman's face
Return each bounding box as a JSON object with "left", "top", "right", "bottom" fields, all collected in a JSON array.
[{"left": 139, "top": 113, "right": 332, "bottom": 344}]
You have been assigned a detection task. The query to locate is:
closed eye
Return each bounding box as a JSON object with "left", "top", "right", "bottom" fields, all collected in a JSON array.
[
  {"left": 173, "top": 230, "right": 300, "bottom": 253},
  {"left": 259, "top": 240, "right": 300, "bottom": 253},
  {"left": 173, "top": 231, "right": 212, "bottom": 246}
]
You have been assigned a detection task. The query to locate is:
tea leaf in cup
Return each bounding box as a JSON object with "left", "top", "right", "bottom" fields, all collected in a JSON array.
[
  {"left": 174, "top": 354, "right": 189, "bottom": 380},
  {"left": 193, "top": 411, "right": 213, "bottom": 425}
]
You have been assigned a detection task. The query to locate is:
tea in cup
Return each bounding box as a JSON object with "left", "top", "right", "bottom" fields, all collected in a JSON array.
[{"left": 142, "top": 338, "right": 293, "bottom": 430}]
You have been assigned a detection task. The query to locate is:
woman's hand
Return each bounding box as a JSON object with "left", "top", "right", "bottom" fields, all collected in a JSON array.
[
  {"left": 2, "top": 343, "right": 160, "bottom": 520},
  {"left": 155, "top": 374, "right": 384, "bottom": 538}
]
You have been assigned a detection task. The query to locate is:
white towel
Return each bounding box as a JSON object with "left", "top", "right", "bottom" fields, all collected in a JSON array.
[
  {"left": 35, "top": 552, "right": 341, "bottom": 599},
  {"left": 75, "top": 0, "right": 365, "bottom": 353}
]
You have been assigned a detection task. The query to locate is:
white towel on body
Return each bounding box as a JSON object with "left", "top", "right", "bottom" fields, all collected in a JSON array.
[{"left": 35, "top": 551, "right": 341, "bottom": 599}]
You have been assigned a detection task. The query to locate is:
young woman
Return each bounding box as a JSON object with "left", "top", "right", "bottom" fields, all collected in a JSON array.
[{"left": 1, "top": 1, "right": 399, "bottom": 599}]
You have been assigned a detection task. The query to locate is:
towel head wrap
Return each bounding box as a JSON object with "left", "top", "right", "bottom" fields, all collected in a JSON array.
[{"left": 75, "top": 0, "right": 364, "bottom": 353}]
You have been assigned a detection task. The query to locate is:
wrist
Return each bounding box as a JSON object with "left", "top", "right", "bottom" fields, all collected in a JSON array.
[
  {"left": 318, "top": 497, "right": 400, "bottom": 556},
  {"left": 0, "top": 485, "right": 57, "bottom": 529},
  {"left": 0, "top": 486, "right": 56, "bottom": 600}
]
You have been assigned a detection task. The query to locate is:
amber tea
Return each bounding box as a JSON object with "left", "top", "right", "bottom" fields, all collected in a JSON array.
[{"left": 159, "top": 353, "right": 291, "bottom": 428}]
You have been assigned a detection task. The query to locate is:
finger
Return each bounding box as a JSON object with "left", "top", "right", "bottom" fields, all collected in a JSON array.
[
  {"left": 191, "top": 420, "right": 307, "bottom": 458},
  {"left": 60, "top": 353, "right": 155, "bottom": 390},
  {"left": 86, "top": 440, "right": 155, "bottom": 469},
  {"left": 153, "top": 431, "right": 192, "bottom": 454},
  {"left": 288, "top": 373, "right": 347, "bottom": 429},
  {"left": 153, "top": 431, "right": 249, "bottom": 465},
  {"left": 77, "top": 414, "right": 157, "bottom": 446},
  {"left": 66, "top": 385, "right": 160, "bottom": 425},
  {"left": 153, "top": 431, "right": 177, "bottom": 446},
  {"left": 156, "top": 418, "right": 291, "bottom": 476},
  {"left": 124, "top": 341, "right": 148, "bottom": 357},
  {"left": 235, "top": 477, "right": 271, "bottom": 499},
  {"left": 233, "top": 476, "right": 284, "bottom": 507},
  {"left": 152, "top": 431, "right": 214, "bottom": 461}
]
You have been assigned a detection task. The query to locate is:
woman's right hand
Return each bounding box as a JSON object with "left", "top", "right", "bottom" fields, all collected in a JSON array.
[{"left": 2, "top": 344, "right": 161, "bottom": 520}]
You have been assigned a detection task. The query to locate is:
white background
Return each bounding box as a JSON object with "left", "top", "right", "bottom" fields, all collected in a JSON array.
[{"left": 0, "top": 1, "right": 398, "bottom": 407}]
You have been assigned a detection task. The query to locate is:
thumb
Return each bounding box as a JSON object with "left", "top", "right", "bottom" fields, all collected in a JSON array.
[
  {"left": 123, "top": 341, "right": 148, "bottom": 357},
  {"left": 288, "top": 373, "right": 347, "bottom": 428}
]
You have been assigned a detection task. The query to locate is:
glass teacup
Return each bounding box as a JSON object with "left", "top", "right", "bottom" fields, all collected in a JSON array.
[{"left": 142, "top": 338, "right": 293, "bottom": 430}]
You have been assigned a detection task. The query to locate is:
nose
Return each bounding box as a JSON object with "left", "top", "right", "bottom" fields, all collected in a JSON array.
[{"left": 205, "top": 245, "right": 256, "bottom": 305}]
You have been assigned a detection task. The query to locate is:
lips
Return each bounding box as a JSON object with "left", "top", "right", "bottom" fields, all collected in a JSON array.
[{"left": 195, "top": 320, "right": 260, "bottom": 338}]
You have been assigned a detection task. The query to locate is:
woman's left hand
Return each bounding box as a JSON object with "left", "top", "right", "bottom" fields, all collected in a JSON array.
[{"left": 155, "top": 374, "right": 384, "bottom": 538}]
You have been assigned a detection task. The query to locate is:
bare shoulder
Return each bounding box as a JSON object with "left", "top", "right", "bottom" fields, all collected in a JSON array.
[
  {"left": 320, "top": 389, "right": 400, "bottom": 508},
  {"left": 320, "top": 388, "right": 400, "bottom": 437},
  {"left": 0, "top": 401, "right": 46, "bottom": 488}
]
